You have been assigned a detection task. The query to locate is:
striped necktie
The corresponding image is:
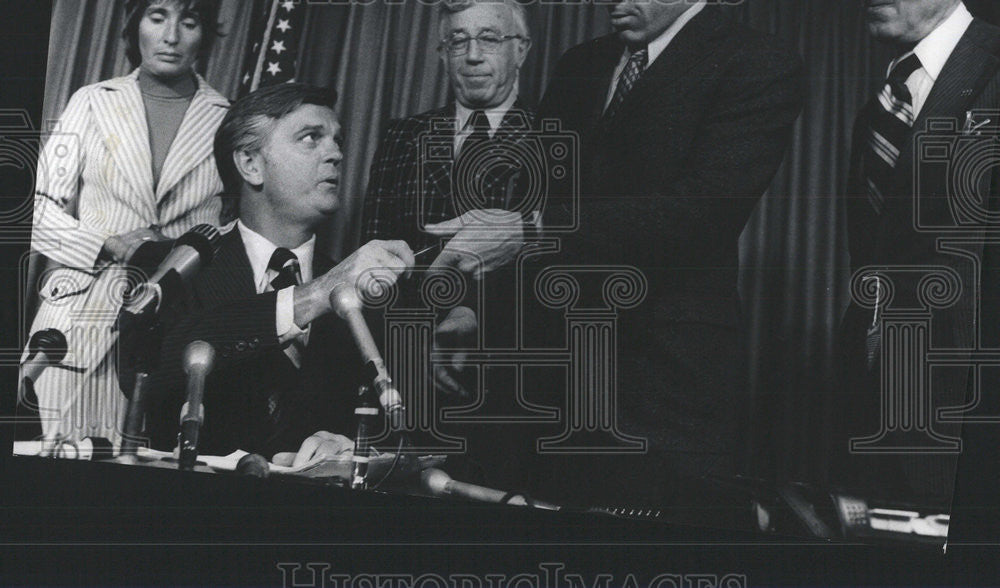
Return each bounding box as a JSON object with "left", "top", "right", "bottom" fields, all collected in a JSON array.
[
  {"left": 864, "top": 53, "right": 923, "bottom": 214},
  {"left": 604, "top": 46, "right": 648, "bottom": 122}
]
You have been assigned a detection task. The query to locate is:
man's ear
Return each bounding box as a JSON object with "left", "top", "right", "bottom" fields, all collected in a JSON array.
[
  {"left": 233, "top": 149, "right": 264, "bottom": 187},
  {"left": 514, "top": 37, "right": 531, "bottom": 68}
]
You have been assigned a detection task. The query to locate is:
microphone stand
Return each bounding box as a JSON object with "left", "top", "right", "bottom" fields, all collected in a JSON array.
[{"left": 115, "top": 296, "right": 164, "bottom": 463}]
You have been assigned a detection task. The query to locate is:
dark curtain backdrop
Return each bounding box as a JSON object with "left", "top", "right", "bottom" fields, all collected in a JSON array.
[{"left": 35, "top": 0, "right": 1000, "bottom": 489}]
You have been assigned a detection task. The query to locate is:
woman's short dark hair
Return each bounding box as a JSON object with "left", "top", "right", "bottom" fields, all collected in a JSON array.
[
  {"left": 214, "top": 83, "right": 339, "bottom": 223},
  {"left": 121, "top": 0, "right": 224, "bottom": 70}
]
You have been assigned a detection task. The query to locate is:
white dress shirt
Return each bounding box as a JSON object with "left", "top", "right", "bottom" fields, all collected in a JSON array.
[
  {"left": 891, "top": 1, "right": 973, "bottom": 119},
  {"left": 604, "top": 1, "right": 707, "bottom": 110},
  {"left": 237, "top": 221, "right": 314, "bottom": 348},
  {"left": 455, "top": 86, "right": 520, "bottom": 154}
]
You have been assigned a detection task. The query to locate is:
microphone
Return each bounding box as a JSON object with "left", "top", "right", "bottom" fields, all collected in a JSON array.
[
  {"left": 351, "top": 384, "right": 378, "bottom": 490},
  {"left": 19, "top": 328, "right": 68, "bottom": 407},
  {"left": 420, "top": 468, "right": 561, "bottom": 510},
  {"left": 51, "top": 437, "right": 116, "bottom": 461},
  {"left": 329, "top": 283, "right": 406, "bottom": 431},
  {"left": 178, "top": 340, "right": 215, "bottom": 471},
  {"left": 124, "top": 224, "right": 222, "bottom": 316},
  {"left": 124, "top": 239, "right": 175, "bottom": 272},
  {"left": 236, "top": 453, "right": 270, "bottom": 479}
]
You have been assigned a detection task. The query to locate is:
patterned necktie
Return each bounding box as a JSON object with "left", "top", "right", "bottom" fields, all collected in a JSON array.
[
  {"left": 864, "top": 53, "right": 922, "bottom": 215},
  {"left": 604, "top": 46, "right": 648, "bottom": 122},
  {"left": 454, "top": 109, "right": 501, "bottom": 210},
  {"left": 458, "top": 109, "right": 491, "bottom": 157},
  {"left": 268, "top": 247, "right": 301, "bottom": 291},
  {"left": 265, "top": 248, "right": 303, "bottom": 420}
]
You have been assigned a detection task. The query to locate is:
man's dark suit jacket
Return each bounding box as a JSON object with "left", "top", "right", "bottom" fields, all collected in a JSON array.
[
  {"left": 535, "top": 6, "right": 804, "bottom": 513},
  {"left": 840, "top": 18, "right": 1000, "bottom": 508},
  {"left": 145, "top": 229, "right": 364, "bottom": 460},
  {"left": 362, "top": 102, "right": 537, "bottom": 253},
  {"left": 360, "top": 102, "right": 547, "bottom": 491}
]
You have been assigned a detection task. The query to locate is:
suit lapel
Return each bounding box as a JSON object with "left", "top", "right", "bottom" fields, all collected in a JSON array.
[
  {"left": 495, "top": 101, "right": 532, "bottom": 140},
  {"left": 604, "top": 7, "right": 728, "bottom": 127},
  {"left": 584, "top": 37, "right": 628, "bottom": 130},
  {"left": 895, "top": 20, "right": 1000, "bottom": 194},
  {"left": 200, "top": 229, "right": 256, "bottom": 305},
  {"left": 89, "top": 71, "right": 155, "bottom": 211},
  {"left": 423, "top": 105, "right": 456, "bottom": 207},
  {"left": 156, "top": 75, "right": 229, "bottom": 201}
]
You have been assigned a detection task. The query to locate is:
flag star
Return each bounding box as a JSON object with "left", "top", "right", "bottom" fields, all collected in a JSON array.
[
  {"left": 281, "top": 0, "right": 294, "bottom": 11},
  {"left": 267, "top": 62, "right": 282, "bottom": 76},
  {"left": 271, "top": 40, "right": 286, "bottom": 55},
  {"left": 276, "top": 19, "right": 291, "bottom": 33}
]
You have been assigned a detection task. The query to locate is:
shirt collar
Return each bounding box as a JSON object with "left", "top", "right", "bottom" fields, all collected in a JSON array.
[
  {"left": 455, "top": 86, "right": 520, "bottom": 135},
  {"left": 646, "top": 1, "right": 706, "bottom": 66},
  {"left": 903, "top": 1, "right": 973, "bottom": 82},
  {"left": 237, "top": 220, "right": 315, "bottom": 290}
]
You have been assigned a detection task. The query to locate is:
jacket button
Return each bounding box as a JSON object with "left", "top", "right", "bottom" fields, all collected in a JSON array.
[
  {"left": 235, "top": 340, "right": 248, "bottom": 352},
  {"left": 248, "top": 337, "right": 260, "bottom": 350}
]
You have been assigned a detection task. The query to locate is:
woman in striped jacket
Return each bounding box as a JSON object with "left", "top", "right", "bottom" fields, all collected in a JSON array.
[{"left": 24, "top": 0, "right": 229, "bottom": 449}]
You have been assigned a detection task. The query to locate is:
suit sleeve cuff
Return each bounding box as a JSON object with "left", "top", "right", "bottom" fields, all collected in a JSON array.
[{"left": 276, "top": 286, "right": 310, "bottom": 344}]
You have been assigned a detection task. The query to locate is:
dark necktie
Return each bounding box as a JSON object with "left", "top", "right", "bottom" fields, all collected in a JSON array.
[
  {"left": 266, "top": 247, "right": 303, "bottom": 420},
  {"left": 454, "top": 109, "right": 501, "bottom": 210},
  {"left": 604, "top": 46, "right": 648, "bottom": 122},
  {"left": 268, "top": 247, "right": 301, "bottom": 291},
  {"left": 459, "top": 109, "right": 491, "bottom": 157},
  {"left": 862, "top": 53, "right": 922, "bottom": 370},
  {"left": 863, "top": 53, "right": 922, "bottom": 215}
]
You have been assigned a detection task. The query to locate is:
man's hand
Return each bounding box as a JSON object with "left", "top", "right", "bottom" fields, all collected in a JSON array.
[
  {"left": 293, "top": 240, "right": 414, "bottom": 326},
  {"left": 272, "top": 431, "right": 354, "bottom": 468},
  {"left": 425, "top": 209, "right": 523, "bottom": 280},
  {"left": 102, "top": 226, "right": 168, "bottom": 264},
  {"left": 434, "top": 305, "right": 477, "bottom": 398}
]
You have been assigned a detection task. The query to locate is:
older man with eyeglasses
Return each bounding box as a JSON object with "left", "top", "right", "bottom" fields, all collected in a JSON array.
[
  {"left": 362, "top": 0, "right": 534, "bottom": 266},
  {"left": 360, "top": 0, "right": 543, "bottom": 491}
]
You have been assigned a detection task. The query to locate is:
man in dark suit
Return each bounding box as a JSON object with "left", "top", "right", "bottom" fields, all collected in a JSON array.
[
  {"left": 535, "top": 1, "right": 804, "bottom": 518},
  {"left": 362, "top": 0, "right": 536, "bottom": 261},
  {"left": 839, "top": 0, "right": 1000, "bottom": 510},
  {"left": 361, "top": 0, "right": 545, "bottom": 490},
  {"left": 145, "top": 83, "right": 414, "bottom": 466}
]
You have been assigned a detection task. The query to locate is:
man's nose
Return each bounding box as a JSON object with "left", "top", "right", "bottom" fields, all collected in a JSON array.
[
  {"left": 324, "top": 139, "right": 343, "bottom": 164},
  {"left": 465, "top": 39, "right": 485, "bottom": 62}
]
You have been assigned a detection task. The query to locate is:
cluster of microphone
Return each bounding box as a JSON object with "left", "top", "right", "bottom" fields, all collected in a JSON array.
[{"left": 18, "top": 226, "right": 555, "bottom": 509}]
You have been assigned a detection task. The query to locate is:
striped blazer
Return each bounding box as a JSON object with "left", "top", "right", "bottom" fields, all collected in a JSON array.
[{"left": 27, "top": 69, "right": 229, "bottom": 369}]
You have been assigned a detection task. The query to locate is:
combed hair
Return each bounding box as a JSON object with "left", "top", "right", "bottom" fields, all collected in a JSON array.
[
  {"left": 438, "top": 0, "right": 531, "bottom": 40},
  {"left": 122, "top": 0, "right": 224, "bottom": 69},
  {"left": 213, "top": 83, "right": 339, "bottom": 221}
]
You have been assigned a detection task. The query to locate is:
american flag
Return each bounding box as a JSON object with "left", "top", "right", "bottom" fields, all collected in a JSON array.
[{"left": 239, "top": 0, "right": 305, "bottom": 96}]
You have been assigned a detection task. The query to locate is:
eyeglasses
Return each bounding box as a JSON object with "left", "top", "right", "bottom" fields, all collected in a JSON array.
[{"left": 440, "top": 32, "right": 526, "bottom": 56}]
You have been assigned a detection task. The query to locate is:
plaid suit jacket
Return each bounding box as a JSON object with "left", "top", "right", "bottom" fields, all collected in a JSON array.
[{"left": 362, "top": 101, "right": 537, "bottom": 252}]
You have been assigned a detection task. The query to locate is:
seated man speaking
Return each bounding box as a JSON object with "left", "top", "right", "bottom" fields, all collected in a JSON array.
[{"left": 144, "top": 83, "right": 414, "bottom": 467}]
